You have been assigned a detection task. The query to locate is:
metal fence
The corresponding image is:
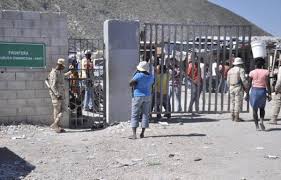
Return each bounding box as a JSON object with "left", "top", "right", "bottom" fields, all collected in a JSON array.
[
  {"left": 140, "top": 23, "right": 253, "bottom": 116},
  {"left": 67, "top": 38, "right": 105, "bottom": 128}
]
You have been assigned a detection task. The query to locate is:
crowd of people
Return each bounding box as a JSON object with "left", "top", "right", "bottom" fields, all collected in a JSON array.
[
  {"left": 140, "top": 52, "right": 234, "bottom": 118},
  {"left": 46, "top": 49, "right": 280, "bottom": 135},
  {"left": 129, "top": 54, "right": 280, "bottom": 139}
]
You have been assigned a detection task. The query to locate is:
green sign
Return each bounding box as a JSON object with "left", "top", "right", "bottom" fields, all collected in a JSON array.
[{"left": 0, "top": 42, "right": 46, "bottom": 68}]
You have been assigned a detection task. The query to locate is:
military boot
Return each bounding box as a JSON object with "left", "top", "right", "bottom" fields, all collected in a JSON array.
[
  {"left": 50, "top": 122, "right": 63, "bottom": 133},
  {"left": 50, "top": 122, "right": 59, "bottom": 129}
]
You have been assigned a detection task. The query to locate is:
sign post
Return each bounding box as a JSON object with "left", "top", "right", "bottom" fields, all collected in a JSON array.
[{"left": 0, "top": 42, "right": 46, "bottom": 68}]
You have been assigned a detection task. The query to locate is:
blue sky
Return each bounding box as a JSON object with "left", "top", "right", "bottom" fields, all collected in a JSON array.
[{"left": 209, "top": 0, "right": 281, "bottom": 36}]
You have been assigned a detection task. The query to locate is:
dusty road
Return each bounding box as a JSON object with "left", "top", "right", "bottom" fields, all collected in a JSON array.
[{"left": 1, "top": 112, "right": 281, "bottom": 180}]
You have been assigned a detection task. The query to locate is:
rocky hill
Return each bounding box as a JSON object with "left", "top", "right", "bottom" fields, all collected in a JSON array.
[{"left": 0, "top": 0, "right": 271, "bottom": 39}]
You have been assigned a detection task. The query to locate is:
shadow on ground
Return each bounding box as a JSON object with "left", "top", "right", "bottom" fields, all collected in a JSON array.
[
  {"left": 151, "top": 117, "right": 219, "bottom": 124},
  {"left": 266, "top": 128, "right": 281, "bottom": 132},
  {"left": 145, "top": 133, "right": 206, "bottom": 138},
  {"left": 0, "top": 147, "right": 35, "bottom": 179}
]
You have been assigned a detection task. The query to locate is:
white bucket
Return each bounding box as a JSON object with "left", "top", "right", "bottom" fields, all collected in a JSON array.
[{"left": 251, "top": 41, "right": 266, "bottom": 59}]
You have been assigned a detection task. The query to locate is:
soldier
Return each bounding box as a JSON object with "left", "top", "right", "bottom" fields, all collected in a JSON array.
[
  {"left": 48, "top": 58, "right": 66, "bottom": 133},
  {"left": 269, "top": 58, "right": 281, "bottom": 124},
  {"left": 227, "top": 57, "right": 248, "bottom": 122}
]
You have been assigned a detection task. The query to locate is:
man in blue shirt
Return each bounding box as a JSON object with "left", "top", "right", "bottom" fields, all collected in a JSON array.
[{"left": 129, "top": 61, "right": 154, "bottom": 139}]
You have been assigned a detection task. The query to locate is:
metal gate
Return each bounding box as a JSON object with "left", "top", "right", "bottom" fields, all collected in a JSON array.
[
  {"left": 67, "top": 38, "right": 105, "bottom": 128},
  {"left": 140, "top": 23, "right": 253, "bottom": 115}
]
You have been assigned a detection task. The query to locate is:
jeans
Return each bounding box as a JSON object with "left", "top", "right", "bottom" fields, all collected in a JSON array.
[
  {"left": 219, "top": 78, "right": 229, "bottom": 93},
  {"left": 83, "top": 81, "right": 93, "bottom": 110},
  {"left": 211, "top": 76, "right": 218, "bottom": 92},
  {"left": 185, "top": 78, "right": 192, "bottom": 89},
  {"left": 188, "top": 83, "right": 202, "bottom": 112},
  {"left": 169, "top": 85, "right": 182, "bottom": 112},
  {"left": 131, "top": 96, "right": 151, "bottom": 128}
]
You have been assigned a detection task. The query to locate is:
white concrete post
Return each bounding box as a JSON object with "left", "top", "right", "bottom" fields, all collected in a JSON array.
[{"left": 103, "top": 20, "right": 140, "bottom": 124}]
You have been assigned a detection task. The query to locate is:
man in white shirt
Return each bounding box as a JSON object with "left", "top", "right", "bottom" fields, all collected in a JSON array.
[{"left": 211, "top": 61, "right": 218, "bottom": 92}]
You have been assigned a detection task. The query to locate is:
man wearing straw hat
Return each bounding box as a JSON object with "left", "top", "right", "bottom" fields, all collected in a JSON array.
[
  {"left": 269, "top": 57, "right": 281, "bottom": 125},
  {"left": 47, "top": 58, "right": 67, "bottom": 133},
  {"left": 227, "top": 57, "right": 248, "bottom": 122}
]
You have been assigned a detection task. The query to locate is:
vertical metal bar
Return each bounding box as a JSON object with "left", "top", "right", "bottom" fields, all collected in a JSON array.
[
  {"left": 154, "top": 24, "right": 158, "bottom": 115},
  {"left": 208, "top": 26, "right": 214, "bottom": 112},
  {"left": 227, "top": 27, "right": 234, "bottom": 112},
  {"left": 184, "top": 26, "right": 190, "bottom": 112},
  {"left": 68, "top": 39, "right": 72, "bottom": 127},
  {"left": 80, "top": 39, "right": 84, "bottom": 127},
  {"left": 159, "top": 24, "right": 165, "bottom": 114},
  {"left": 241, "top": 26, "right": 246, "bottom": 112},
  {"left": 147, "top": 24, "right": 154, "bottom": 117},
  {"left": 202, "top": 25, "right": 208, "bottom": 112},
  {"left": 179, "top": 25, "right": 184, "bottom": 113},
  {"left": 221, "top": 26, "right": 227, "bottom": 112},
  {"left": 191, "top": 26, "right": 196, "bottom": 113},
  {"left": 234, "top": 26, "right": 240, "bottom": 113},
  {"left": 215, "top": 26, "right": 221, "bottom": 113},
  {"left": 247, "top": 26, "right": 252, "bottom": 112},
  {"left": 103, "top": 39, "right": 106, "bottom": 122},
  {"left": 197, "top": 26, "right": 202, "bottom": 112},
  {"left": 171, "top": 25, "right": 178, "bottom": 113},
  {"left": 149, "top": 24, "right": 153, "bottom": 70},
  {"left": 98, "top": 39, "right": 102, "bottom": 115},
  {"left": 166, "top": 25, "right": 171, "bottom": 113}
]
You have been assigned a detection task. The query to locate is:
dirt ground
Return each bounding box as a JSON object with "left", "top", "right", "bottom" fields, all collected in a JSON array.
[{"left": 1, "top": 111, "right": 281, "bottom": 180}]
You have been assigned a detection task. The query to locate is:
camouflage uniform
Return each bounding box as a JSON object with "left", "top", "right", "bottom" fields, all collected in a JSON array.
[
  {"left": 270, "top": 66, "right": 281, "bottom": 124},
  {"left": 48, "top": 68, "right": 66, "bottom": 131},
  {"left": 227, "top": 66, "right": 248, "bottom": 121}
]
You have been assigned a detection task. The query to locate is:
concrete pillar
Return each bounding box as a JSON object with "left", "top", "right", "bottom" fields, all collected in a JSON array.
[{"left": 104, "top": 20, "right": 140, "bottom": 124}]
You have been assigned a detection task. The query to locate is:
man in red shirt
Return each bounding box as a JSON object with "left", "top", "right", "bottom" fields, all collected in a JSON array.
[{"left": 186, "top": 59, "right": 202, "bottom": 112}]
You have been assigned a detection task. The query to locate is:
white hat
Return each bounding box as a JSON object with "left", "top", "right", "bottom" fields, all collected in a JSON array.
[
  {"left": 137, "top": 61, "right": 149, "bottom": 72},
  {"left": 233, "top": 57, "right": 244, "bottom": 65},
  {"left": 57, "top": 58, "right": 65, "bottom": 66}
]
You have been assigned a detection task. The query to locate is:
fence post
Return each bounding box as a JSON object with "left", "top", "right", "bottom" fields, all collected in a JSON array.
[{"left": 103, "top": 20, "right": 140, "bottom": 124}]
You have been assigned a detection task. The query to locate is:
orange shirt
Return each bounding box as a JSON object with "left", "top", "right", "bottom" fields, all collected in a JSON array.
[{"left": 186, "top": 63, "right": 201, "bottom": 85}]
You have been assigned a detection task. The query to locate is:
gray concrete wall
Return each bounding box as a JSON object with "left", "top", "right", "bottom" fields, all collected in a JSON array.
[
  {"left": 104, "top": 20, "right": 140, "bottom": 124},
  {"left": 0, "top": 10, "right": 69, "bottom": 127}
]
